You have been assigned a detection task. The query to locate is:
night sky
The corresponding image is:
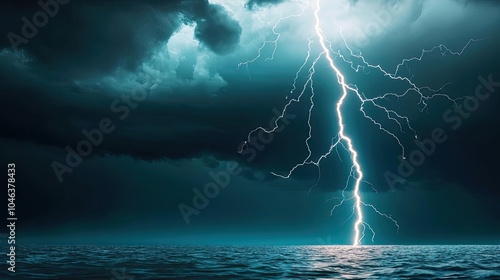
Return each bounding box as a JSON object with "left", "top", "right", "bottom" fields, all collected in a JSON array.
[{"left": 1, "top": 0, "right": 499, "bottom": 245}]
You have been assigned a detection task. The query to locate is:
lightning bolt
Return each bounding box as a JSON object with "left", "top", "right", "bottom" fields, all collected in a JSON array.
[
  {"left": 239, "top": 0, "right": 478, "bottom": 245},
  {"left": 312, "top": 0, "right": 367, "bottom": 245}
]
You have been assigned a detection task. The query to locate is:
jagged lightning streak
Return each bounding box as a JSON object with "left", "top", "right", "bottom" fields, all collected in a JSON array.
[
  {"left": 312, "top": 0, "right": 365, "bottom": 246},
  {"left": 239, "top": 0, "right": 477, "bottom": 246}
]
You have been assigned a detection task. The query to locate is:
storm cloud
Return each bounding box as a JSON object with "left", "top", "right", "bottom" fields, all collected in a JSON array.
[
  {"left": 0, "top": 0, "right": 499, "bottom": 244},
  {"left": 0, "top": 0, "right": 499, "bottom": 190}
]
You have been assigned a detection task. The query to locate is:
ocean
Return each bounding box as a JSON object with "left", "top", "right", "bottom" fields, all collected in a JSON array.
[{"left": 2, "top": 245, "right": 499, "bottom": 279}]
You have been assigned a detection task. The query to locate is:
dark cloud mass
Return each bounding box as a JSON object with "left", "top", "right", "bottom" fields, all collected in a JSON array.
[
  {"left": 193, "top": 4, "right": 242, "bottom": 54},
  {"left": 0, "top": 0, "right": 499, "bottom": 192},
  {"left": 0, "top": 0, "right": 241, "bottom": 78},
  {"left": 245, "top": 0, "right": 286, "bottom": 9}
]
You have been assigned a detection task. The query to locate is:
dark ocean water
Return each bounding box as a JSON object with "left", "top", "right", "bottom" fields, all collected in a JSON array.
[{"left": 1, "top": 245, "right": 499, "bottom": 279}]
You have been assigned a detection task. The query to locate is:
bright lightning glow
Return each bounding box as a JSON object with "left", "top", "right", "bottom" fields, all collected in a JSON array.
[
  {"left": 239, "top": 0, "right": 477, "bottom": 246},
  {"left": 312, "top": 0, "right": 364, "bottom": 246}
]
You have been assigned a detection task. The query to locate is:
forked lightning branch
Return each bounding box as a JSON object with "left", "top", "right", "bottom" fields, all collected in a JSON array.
[
  {"left": 238, "top": 0, "right": 477, "bottom": 245},
  {"left": 7, "top": 163, "right": 17, "bottom": 273}
]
